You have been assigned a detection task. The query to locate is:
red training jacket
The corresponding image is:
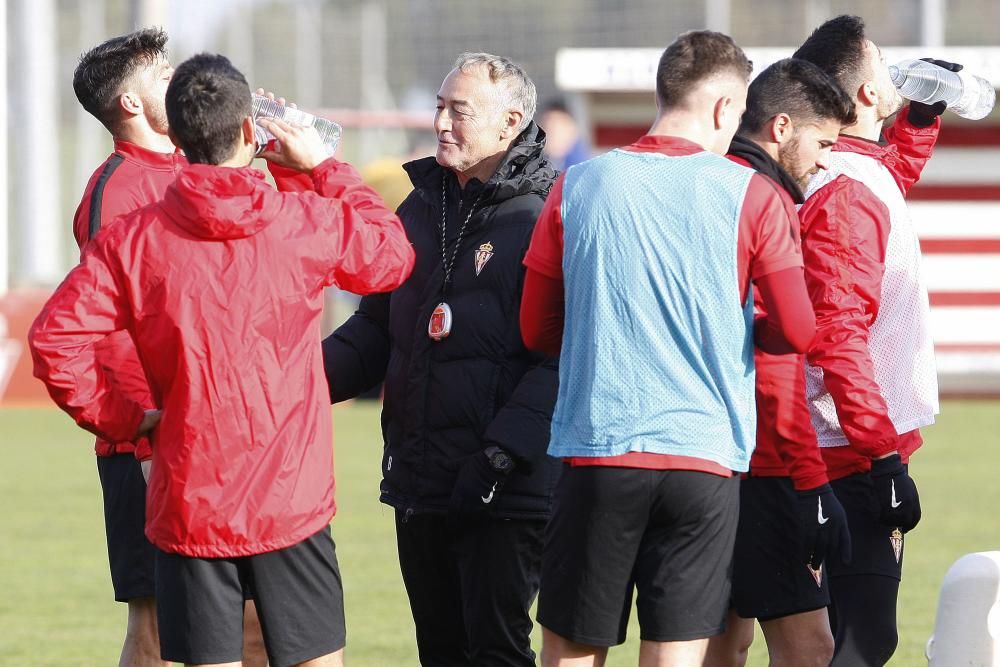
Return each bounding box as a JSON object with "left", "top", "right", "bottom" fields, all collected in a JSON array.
[
  {"left": 797, "top": 113, "right": 939, "bottom": 480},
  {"left": 72, "top": 139, "right": 186, "bottom": 459},
  {"left": 31, "top": 158, "right": 415, "bottom": 557}
]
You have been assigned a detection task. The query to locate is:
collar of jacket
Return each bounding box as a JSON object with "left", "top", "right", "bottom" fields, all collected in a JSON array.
[
  {"left": 835, "top": 132, "right": 900, "bottom": 170},
  {"left": 164, "top": 164, "right": 276, "bottom": 240},
  {"left": 113, "top": 138, "right": 186, "bottom": 171},
  {"left": 403, "top": 121, "right": 557, "bottom": 209},
  {"left": 728, "top": 134, "right": 804, "bottom": 204}
]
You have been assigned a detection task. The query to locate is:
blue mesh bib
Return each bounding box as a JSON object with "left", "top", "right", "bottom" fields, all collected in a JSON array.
[{"left": 550, "top": 148, "right": 757, "bottom": 471}]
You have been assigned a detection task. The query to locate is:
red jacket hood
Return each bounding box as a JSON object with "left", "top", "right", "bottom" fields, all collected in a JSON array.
[
  {"left": 164, "top": 164, "right": 276, "bottom": 240},
  {"left": 834, "top": 133, "right": 903, "bottom": 172}
]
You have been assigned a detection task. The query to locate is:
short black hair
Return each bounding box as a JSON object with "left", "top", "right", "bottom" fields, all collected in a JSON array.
[
  {"left": 73, "top": 27, "right": 168, "bottom": 131},
  {"left": 793, "top": 15, "right": 868, "bottom": 99},
  {"left": 740, "top": 58, "right": 857, "bottom": 136},
  {"left": 165, "top": 54, "right": 250, "bottom": 165},
  {"left": 656, "top": 31, "right": 752, "bottom": 110}
]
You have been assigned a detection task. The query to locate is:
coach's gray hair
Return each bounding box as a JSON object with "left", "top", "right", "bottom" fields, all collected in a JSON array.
[{"left": 453, "top": 52, "right": 536, "bottom": 132}]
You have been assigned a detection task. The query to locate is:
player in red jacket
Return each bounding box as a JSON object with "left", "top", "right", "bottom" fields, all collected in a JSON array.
[
  {"left": 793, "top": 16, "right": 951, "bottom": 665},
  {"left": 72, "top": 30, "right": 268, "bottom": 666},
  {"left": 705, "top": 59, "right": 856, "bottom": 667},
  {"left": 31, "top": 53, "right": 414, "bottom": 666},
  {"left": 71, "top": 29, "right": 196, "bottom": 667}
]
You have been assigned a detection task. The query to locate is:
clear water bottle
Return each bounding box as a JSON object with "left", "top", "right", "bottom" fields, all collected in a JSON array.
[
  {"left": 251, "top": 93, "right": 343, "bottom": 156},
  {"left": 889, "top": 59, "right": 996, "bottom": 121}
]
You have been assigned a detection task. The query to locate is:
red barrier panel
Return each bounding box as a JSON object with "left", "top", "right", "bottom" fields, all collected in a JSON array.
[{"left": 0, "top": 289, "right": 54, "bottom": 405}]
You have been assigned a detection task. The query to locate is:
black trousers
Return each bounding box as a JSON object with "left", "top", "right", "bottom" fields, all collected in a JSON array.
[{"left": 394, "top": 510, "right": 546, "bottom": 667}]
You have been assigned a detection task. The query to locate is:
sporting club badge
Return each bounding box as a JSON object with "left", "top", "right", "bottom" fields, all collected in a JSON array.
[
  {"left": 474, "top": 241, "right": 494, "bottom": 276},
  {"left": 890, "top": 528, "right": 903, "bottom": 563}
]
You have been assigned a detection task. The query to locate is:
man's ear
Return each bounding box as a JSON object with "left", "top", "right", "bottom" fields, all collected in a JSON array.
[
  {"left": 713, "top": 96, "right": 732, "bottom": 130},
  {"left": 769, "top": 113, "right": 793, "bottom": 144},
  {"left": 500, "top": 110, "right": 523, "bottom": 140},
  {"left": 119, "top": 91, "right": 143, "bottom": 118},
  {"left": 241, "top": 116, "right": 256, "bottom": 145},
  {"left": 858, "top": 81, "right": 878, "bottom": 108}
]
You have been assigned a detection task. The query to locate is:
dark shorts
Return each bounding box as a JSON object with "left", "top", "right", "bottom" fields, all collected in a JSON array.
[
  {"left": 828, "top": 472, "right": 905, "bottom": 580},
  {"left": 156, "top": 527, "right": 345, "bottom": 667},
  {"left": 732, "top": 476, "right": 830, "bottom": 621},
  {"left": 96, "top": 453, "right": 156, "bottom": 602},
  {"left": 537, "top": 465, "right": 739, "bottom": 646}
]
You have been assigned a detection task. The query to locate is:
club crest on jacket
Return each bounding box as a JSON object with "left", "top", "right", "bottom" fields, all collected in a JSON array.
[{"left": 475, "top": 241, "right": 494, "bottom": 276}]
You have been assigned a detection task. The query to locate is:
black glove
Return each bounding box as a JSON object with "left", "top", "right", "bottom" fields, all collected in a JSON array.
[
  {"left": 448, "top": 451, "right": 507, "bottom": 521},
  {"left": 908, "top": 58, "right": 964, "bottom": 127},
  {"left": 870, "top": 454, "right": 921, "bottom": 532},
  {"left": 797, "top": 483, "right": 852, "bottom": 571}
]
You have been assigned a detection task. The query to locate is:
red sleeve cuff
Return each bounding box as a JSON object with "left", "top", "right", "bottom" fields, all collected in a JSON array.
[
  {"left": 133, "top": 436, "right": 153, "bottom": 462},
  {"left": 750, "top": 253, "right": 804, "bottom": 281},
  {"left": 309, "top": 156, "right": 343, "bottom": 182},
  {"left": 792, "top": 470, "right": 831, "bottom": 492},
  {"left": 95, "top": 399, "right": 146, "bottom": 444}
]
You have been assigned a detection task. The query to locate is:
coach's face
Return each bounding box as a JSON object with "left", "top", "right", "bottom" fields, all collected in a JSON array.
[{"left": 434, "top": 65, "right": 518, "bottom": 185}]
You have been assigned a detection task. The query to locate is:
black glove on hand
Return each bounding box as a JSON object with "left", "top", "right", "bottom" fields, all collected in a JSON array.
[
  {"left": 448, "top": 451, "right": 505, "bottom": 521},
  {"left": 908, "top": 58, "right": 964, "bottom": 127},
  {"left": 870, "top": 454, "right": 922, "bottom": 532},
  {"left": 797, "top": 483, "right": 852, "bottom": 571}
]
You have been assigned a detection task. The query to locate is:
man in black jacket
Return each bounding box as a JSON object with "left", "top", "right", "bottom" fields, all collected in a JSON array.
[{"left": 323, "top": 52, "right": 559, "bottom": 666}]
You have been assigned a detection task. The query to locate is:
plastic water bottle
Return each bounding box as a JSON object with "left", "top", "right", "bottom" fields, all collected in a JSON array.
[
  {"left": 251, "top": 93, "right": 343, "bottom": 156},
  {"left": 888, "top": 59, "right": 996, "bottom": 121}
]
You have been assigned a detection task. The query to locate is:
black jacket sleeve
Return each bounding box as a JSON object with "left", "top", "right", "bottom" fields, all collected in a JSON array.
[
  {"left": 481, "top": 192, "right": 560, "bottom": 472},
  {"left": 322, "top": 292, "right": 391, "bottom": 403},
  {"left": 481, "top": 354, "right": 558, "bottom": 473}
]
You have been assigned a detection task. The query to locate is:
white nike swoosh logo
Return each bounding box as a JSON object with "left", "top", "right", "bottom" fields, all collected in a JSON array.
[
  {"left": 817, "top": 497, "right": 829, "bottom": 525},
  {"left": 481, "top": 482, "right": 498, "bottom": 504},
  {"left": 891, "top": 480, "right": 901, "bottom": 508}
]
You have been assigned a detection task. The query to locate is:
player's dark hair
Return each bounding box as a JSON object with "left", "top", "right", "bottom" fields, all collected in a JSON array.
[
  {"left": 73, "top": 27, "right": 168, "bottom": 132},
  {"left": 740, "top": 58, "right": 857, "bottom": 135},
  {"left": 165, "top": 53, "right": 250, "bottom": 165},
  {"left": 656, "top": 31, "right": 753, "bottom": 110},
  {"left": 793, "top": 15, "right": 868, "bottom": 99}
]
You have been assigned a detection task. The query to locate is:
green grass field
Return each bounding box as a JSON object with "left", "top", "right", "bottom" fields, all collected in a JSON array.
[{"left": 2, "top": 400, "right": 998, "bottom": 666}]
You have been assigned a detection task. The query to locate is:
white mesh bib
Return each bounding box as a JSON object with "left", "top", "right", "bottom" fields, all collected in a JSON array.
[{"left": 801, "top": 153, "right": 939, "bottom": 446}]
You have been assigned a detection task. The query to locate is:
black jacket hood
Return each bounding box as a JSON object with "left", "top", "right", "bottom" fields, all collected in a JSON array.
[
  {"left": 729, "top": 135, "right": 804, "bottom": 204},
  {"left": 403, "top": 122, "right": 557, "bottom": 208}
]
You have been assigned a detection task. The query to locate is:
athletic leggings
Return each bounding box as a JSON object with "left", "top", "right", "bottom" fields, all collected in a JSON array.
[{"left": 829, "top": 574, "right": 900, "bottom": 666}]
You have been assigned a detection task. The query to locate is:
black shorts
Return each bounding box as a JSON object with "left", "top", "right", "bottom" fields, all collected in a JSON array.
[
  {"left": 96, "top": 453, "right": 156, "bottom": 602},
  {"left": 828, "top": 472, "right": 905, "bottom": 580},
  {"left": 156, "top": 527, "right": 345, "bottom": 667},
  {"left": 732, "top": 477, "right": 830, "bottom": 621},
  {"left": 537, "top": 465, "right": 739, "bottom": 646}
]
